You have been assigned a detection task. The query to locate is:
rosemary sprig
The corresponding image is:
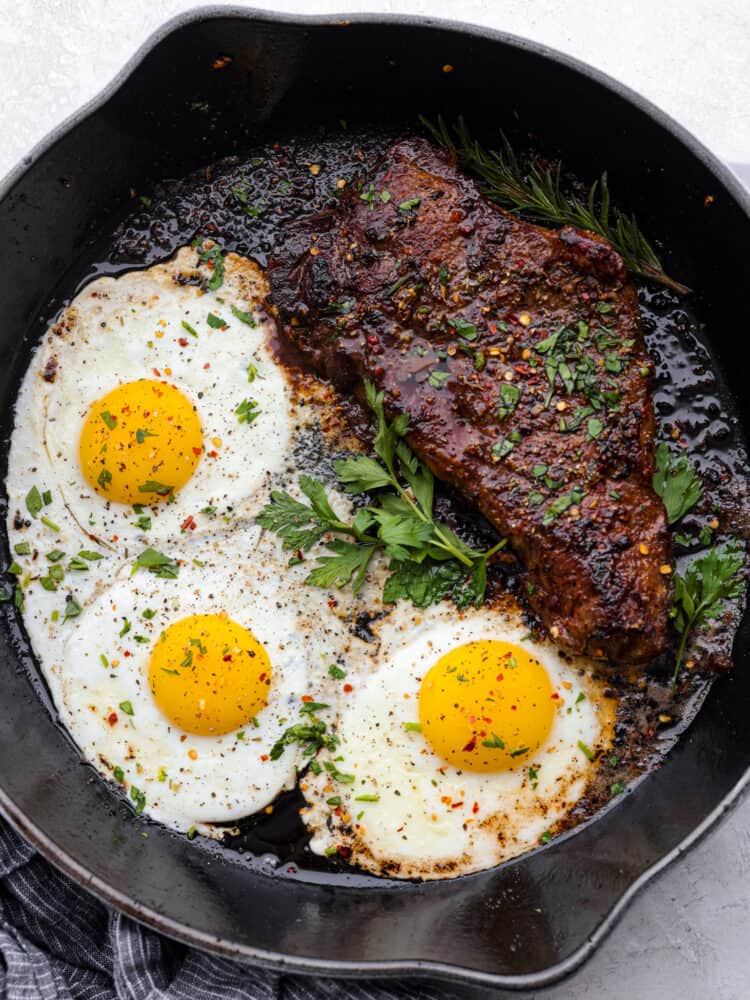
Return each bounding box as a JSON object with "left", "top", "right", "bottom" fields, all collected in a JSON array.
[{"left": 420, "top": 115, "right": 689, "bottom": 295}]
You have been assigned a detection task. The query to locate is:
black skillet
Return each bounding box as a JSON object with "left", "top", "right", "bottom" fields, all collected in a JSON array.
[{"left": 1, "top": 7, "right": 750, "bottom": 990}]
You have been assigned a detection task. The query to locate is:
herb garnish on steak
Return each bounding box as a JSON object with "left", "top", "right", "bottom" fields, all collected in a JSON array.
[{"left": 267, "top": 137, "right": 672, "bottom": 664}]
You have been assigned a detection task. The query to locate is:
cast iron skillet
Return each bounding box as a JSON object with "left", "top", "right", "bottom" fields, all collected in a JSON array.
[{"left": 1, "top": 7, "right": 750, "bottom": 990}]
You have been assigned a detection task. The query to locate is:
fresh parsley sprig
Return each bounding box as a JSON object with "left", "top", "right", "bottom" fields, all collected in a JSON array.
[
  {"left": 670, "top": 542, "right": 745, "bottom": 687},
  {"left": 420, "top": 115, "right": 689, "bottom": 295},
  {"left": 653, "top": 442, "right": 702, "bottom": 525},
  {"left": 256, "top": 381, "right": 504, "bottom": 608}
]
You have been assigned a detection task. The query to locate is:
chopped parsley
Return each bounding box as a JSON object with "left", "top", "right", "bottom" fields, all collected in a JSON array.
[
  {"left": 133, "top": 548, "right": 179, "bottom": 579},
  {"left": 482, "top": 733, "right": 505, "bottom": 749},
  {"left": 235, "top": 398, "right": 261, "bottom": 425},
  {"left": 498, "top": 383, "right": 521, "bottom": 420},
  {"left": 398, "top": 197, "right": 421, "bottom": 212},
  {"left": 138, "top": 481, "right": 174, "bottom": 499},
  {"left": 192, "top": 239, "right": 225, "bottom": 292},
  {"left": 62, "top": 597, "right": 82, "bottom": 623},
  {"left": 427, "top": 369, "right": 451, "bottom": 389},
  {"left": 541, "top": 488, "right": 584, "bottom": 527},
  {"left": 130, "top": 785, "right": 146, "bottom": 814},
  {"left": 231, "top": 304, "right": 257, "bottom": 327},
  {"left": 447, "top": 317, "right": 478, "bottom": 341},
  {"left": 492, "top": 439, "right": 514, "bottom": 460},
  {"left": 25, "top": 486, "right": 43, "bottom": 518}
]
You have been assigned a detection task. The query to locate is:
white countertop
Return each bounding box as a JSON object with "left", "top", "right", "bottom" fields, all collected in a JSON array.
[{"left": 2, "top": 3, "right": 749, "bottom": 997}]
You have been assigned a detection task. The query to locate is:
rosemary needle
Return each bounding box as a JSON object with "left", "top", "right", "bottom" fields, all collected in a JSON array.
[{"left": 420, "top": 115, "right": 689, "bottom": 296}]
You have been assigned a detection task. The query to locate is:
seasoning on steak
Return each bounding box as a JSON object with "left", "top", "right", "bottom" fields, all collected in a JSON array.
[{"left": 267, "top": 137, "right": 672, "bottom": 664}]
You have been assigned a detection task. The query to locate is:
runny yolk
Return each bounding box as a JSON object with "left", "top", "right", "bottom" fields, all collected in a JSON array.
[
  {"left": 418, "top": 640, "right": 555, "bottom": 772},
  {"left": 148, "top": 614, "right": 271, "bottom": 736},
  {"left": 78, "top": 379, "right": 202, "bottom": 505}
]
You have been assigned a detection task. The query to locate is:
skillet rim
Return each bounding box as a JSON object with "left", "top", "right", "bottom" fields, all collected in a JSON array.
[{"left": 0, "top": 5, "right": 749, "bottom": 989}]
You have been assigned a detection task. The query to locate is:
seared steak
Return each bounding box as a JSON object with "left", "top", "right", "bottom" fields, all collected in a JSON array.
[{"left": 268, "top": 137, "right": 672, "bottom": 664}]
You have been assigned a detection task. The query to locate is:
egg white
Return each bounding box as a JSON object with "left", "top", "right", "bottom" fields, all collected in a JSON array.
[
  {"left": 21, "top": 245, "right": 292, "bottom": 553},
  {"left": 51, "top": 526, "right": 342, "bottom": 832},
  {"left": 302, "top": 606, "right": 615, "bottom": 879}
]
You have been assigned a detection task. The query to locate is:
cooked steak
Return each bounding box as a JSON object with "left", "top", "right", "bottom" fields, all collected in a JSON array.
[{"left": 268, "top": 137, "right": 672, "bottom": 664}]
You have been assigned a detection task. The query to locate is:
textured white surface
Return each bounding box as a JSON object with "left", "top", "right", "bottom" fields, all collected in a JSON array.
[{"left": 1, "top": 2, "right": 750, "bottom": 998}]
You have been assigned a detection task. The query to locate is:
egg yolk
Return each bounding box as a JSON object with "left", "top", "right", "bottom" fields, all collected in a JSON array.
[
  {"left": 418, "top": 640, "right": 555, "bottom": 772},
  {"left": 78, "top": 379, "right": 202, "bottom": 505},
  {"left": 148, "top": 614, "right": 271, "bottom": 736}
]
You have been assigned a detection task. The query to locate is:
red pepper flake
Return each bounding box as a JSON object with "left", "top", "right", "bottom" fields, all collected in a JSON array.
[
  {"left": 111, "top": 535, "right": 119, "bottom": 543},
  {"left": 192, "top": 447, "right": 202, "bottom": 456},
  {"left": 551, "top": 693, "right": 560, "bottom": 700},
  {"left": 301, "top": 695, "right": 313, "bottom": 703},
  {"left": 107, "top": 712, "right": 118, "bottom": 726},
  {"left": 181, "top": 515, "right": 196, "bottom": 532},
  {"left": 178, "top": 337, "right": 189, "bottom": 347},
  {"left": 343, "top": 683, "right": 353, "bottom": 693},
  {"left": 367, "top": 334, "right": 379, "bottom": 346},
  {"left": 152, "top": 368, "right": 161, "bottom": 377},
  {"left": 180, "top": 734, "right": 187, "bottom": 742},
  {"left": 510, "top": 704, "right": 517, "bottom": 711},
  {"left": 223, "top": 654, "right": 233, "bottom": 662},
  {"left": 260, "top": 754, "right": 269, "bottom": 762},
  {"left": 123, "top": 651, "right": 131, "bottom": 658},
  {"left": 496, "top": 673, "right": 504, "bottom": 682},
  {"left": 207, "top": 450, "right": 218, "bottom": 458},
  {"left": 336, "top": 844, "right": 352, "bottom": 859},
  {"left": 203, "top": 363, "right": 211, "bottom": 370},
  {"left": 451, "top": 801, "right": 464, "bottom": 809},
  {"left": 462, "top": 739, "right": 476, "bottom": 753},
  {"left": 472, "top": 801, "right": 479, "bottom": 814}
]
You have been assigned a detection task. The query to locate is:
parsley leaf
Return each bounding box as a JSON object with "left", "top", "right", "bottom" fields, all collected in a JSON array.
[
  {"left": 235, "top": 398, "right": 261, "bottom": 425},
  {"left": 192, "top": 239, "right": 225, "bottom": 292},
  {"left": 25, "top": 486, "right": 43, "bottom": 518},
  {"left": 671, "top": 541, "right": 745, "bottom": 686},
  {"left": 138, "top": 481, "right": 174, "bottom": 498},
  {"left": 230, "top": 304, "right": 257, "bottom": 327},
  {"left": 498, "top": 383, "right": 521, "bottom": 420},
  {"left": 256, "top": 381, "right": 504, "bottom": 610},
  {"left": 305, "top": 539, "right": 377, "bottom": 595},
  {"left": 653, "top": 442, "right": 702, "bottom": 524},
  {"left": 133, "top": 548, "right": 179, "bottom": 579}
]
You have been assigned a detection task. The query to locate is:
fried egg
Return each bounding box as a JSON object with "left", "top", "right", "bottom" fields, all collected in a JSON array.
[
  {"left": 15, "top": 244, "right": 291, "bottom": 553},
  {"left": 301, "top": 607, "right": 615, "bottom": 879},
  {"left": 52, "top": 528, "right": 334, "bottom": 832}
]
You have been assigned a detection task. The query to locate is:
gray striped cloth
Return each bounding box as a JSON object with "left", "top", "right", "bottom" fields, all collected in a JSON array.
[{"left": 0, "top": 818, "right": 448, "bottom": 999}]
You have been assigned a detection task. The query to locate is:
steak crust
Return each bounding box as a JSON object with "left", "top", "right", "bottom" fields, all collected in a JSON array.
[{"left": 268, "top": 137, "right": 672, "bottom": 664}]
